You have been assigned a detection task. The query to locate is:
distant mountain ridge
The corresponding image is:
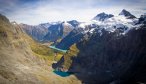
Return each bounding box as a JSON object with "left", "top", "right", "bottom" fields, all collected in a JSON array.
[
  {"left": 119, "top": 9, "right": 136, "bottom": 19},
  {"left": 20, "top": 20, "right": 80, "bottom": 42},
  {"left": 20, "top": 9, "right": 141, "bottom": 50},
  {"left": 93, "top": 12, "right": 114, "bottom": 21},
  {"left": 20, "top": 23, "right": 49, "bottom": 41}
]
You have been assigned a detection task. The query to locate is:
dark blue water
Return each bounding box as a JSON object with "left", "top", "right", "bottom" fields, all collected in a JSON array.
[{"left": 53, "top": 70, "right": 72, "bottom": 77}]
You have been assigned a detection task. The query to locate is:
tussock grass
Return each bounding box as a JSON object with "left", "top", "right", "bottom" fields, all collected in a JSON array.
[{"left": 63, "top": 44, "right": 79, "bottom": 69}]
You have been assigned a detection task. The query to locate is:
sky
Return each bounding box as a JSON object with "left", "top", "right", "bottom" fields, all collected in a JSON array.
[{"left": 0, "top": 0, "right": 146, "bottom": 25}]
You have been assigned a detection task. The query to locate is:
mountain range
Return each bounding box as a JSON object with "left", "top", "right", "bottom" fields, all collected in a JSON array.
[
  {"left": 55, "top": 9, "right": 139, "bottom": 49},
  {"left": 53, "top": 10, "right": 146, "bottom": 84},
  {"left": 20, "top": 20, "right": 79, "bottom": 42},
  {"left": 0, "top": 9, "right": 146, "bottom": 84},
  {"left": 21, "top": 9, "right": 140, "bottom": 50}
]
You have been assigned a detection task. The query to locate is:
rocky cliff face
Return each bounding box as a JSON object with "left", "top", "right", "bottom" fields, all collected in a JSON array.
[
  {"left": 20, "top": 23, "right": 50, "bottom": 41},
  {"left": 54, "top": 17, "right": 146, "bottom": 84}
]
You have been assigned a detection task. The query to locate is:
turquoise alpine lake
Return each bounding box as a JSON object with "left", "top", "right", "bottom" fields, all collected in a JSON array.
[
  {"left": 53, "top": 70, "right": 72, "bottom": 77},
  {"left": 49, "top": 46, "right": 67, "bottom": 53}
]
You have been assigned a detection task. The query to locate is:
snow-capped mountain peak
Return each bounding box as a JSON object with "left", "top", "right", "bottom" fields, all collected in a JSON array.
[
  {"left": 119, "top": 9, "right": 136, "bottom": 19},
  {"left": 67, "top": 20, "right": 80, "bottom": 27},
  {"left": 93, "top": 12, "right": 114, "bottom": 21},
  {"left": 62, "top": 21, "right": 71, "bottom": 26},
  {"left": 77, "top": 9, "right": 139, "bottom": 35}
]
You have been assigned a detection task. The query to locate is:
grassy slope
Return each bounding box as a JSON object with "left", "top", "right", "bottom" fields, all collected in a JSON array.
[
  {"left": 0, "top": 14, "right": 81, "bottom": 84},
  {"left": 20, "top": 26, "right": 64, "bottom": 62},
  {"left": 62, "top": 44, "right": 79, "bottom": 69}
]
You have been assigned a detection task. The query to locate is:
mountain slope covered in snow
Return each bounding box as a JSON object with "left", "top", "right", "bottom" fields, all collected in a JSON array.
[{"left": 56, "top": 9, "right": 140, "bottom": 50}]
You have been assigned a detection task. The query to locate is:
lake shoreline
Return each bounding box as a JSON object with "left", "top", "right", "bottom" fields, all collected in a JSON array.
[{"left": 49, "top": 45, "right": 67, "bottom": 53}]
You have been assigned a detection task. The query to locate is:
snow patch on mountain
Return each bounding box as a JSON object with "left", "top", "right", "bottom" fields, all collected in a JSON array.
[{"left": 77, "top": 9, "right": 139, "bottom": 35}]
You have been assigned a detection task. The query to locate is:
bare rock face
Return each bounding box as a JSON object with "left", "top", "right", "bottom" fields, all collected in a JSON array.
[
  {"left": 54, "top": 22, "right": 146, "bottom": 83},
  {"left": 20, "top": 23, "right": 49, "bottom": 41}
]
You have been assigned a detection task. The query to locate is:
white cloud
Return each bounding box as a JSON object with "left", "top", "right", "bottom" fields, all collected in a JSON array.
[{"left": 1, "top": 0, "right": 145, "bottom": 25}]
